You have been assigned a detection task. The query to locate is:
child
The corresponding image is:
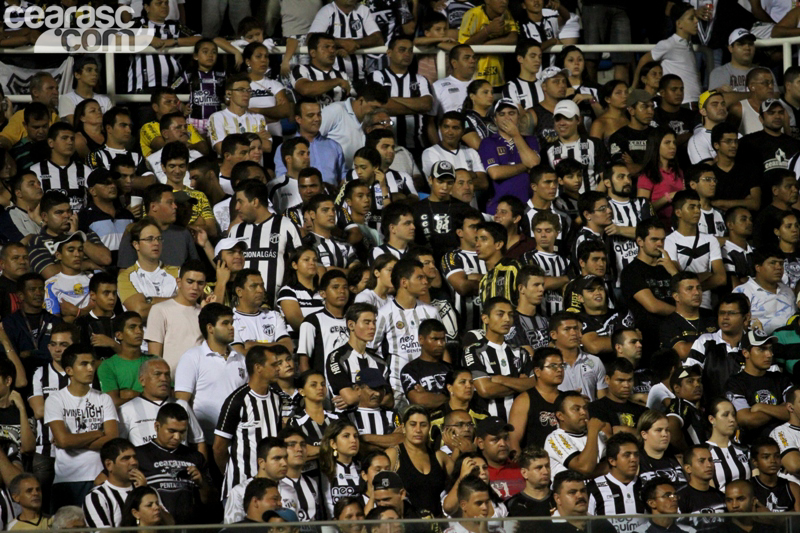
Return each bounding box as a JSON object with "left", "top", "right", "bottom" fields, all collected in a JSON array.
[
  {"left": 522, "top": 211, "right": 569, "bottom": 317},
  {"left": 230, "top": 16, "right": 279, "bottom": 54},
  {"left": 59, "top": 57, "right": 113, "bottom": 124},
  {"left": 173, "top": 38, "right": 227, "bottom": 136},
  {"left": 414, "top": 13, "right": 458, "bottom": 84},
  {"left": 554, "top": 158, "right": 582, "bottom": 224}
]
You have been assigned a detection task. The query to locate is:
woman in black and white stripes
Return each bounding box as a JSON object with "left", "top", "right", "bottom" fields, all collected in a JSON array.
[
  {"left": 462, "top": 80, "right": 497, "bottom": 151},
  {"left": 319, "top": 419, "right": 362, "bottom": 518},
  {"left": 287, "top": 369, "right": 339, "bottom": 458},
  {"left": 706, "top": 398, "right": 751, "bottom": 491},
  {"left": 278, "top": 246, "right": 325, "bottom": 340}
]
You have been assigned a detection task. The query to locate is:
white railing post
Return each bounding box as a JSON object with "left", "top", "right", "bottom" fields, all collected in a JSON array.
[
  {"left": 785, "top": 42, "right": 792, "bottom": 77},
  {"left": 106, "top": 51, "right": 116, "bottom": 104},
  {"left": 436, "top": 49, "right": 446, "bottom": 81}
]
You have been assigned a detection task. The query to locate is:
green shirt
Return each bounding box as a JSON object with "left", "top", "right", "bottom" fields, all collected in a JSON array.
[{"left": 97, "top": 354, "right": 153, "bottom": 393}]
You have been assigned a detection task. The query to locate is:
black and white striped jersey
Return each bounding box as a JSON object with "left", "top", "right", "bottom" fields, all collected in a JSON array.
[
  {"left": 586, "top": 474, "right": 646, "bottom": 532},
  {"left": 609, "top": 197, "right": 653, "bottom": 283},
  {"left": 229, "top": 215, "right": 302, "bottom": 307},
  {"left": 462, "top": 334, "right": 534, "bottom": 419},
  {"left": 321, "top": 460, "right": 362, "bottom": 518},
  {"left": 722, "top": 241, "right": 755, "bottom": 282},
  {"left": 706, "top": 440, "right": 751, "bottom": 492},
  {"left": 349, "top": 407, "right": 398, "bottom": 436},
  {"left": 215, "top": 385, "right": 283, "bottom": 499},
  {"left": 280, "top": 473, "right": 322, "bottom": 522},
  {"left": 29, "top": 362, "right": 69, "bottom": 456},
  {"left": 553, "top": 194, "right": 579, "bottom": 220},
  {"left": 288, "top": 411, "right": 340, "bottom": 447},
  {"left": 30, "top": 159, "right": 89, "bottom": 212},
  {"left": 290, "top": 64, "right": 352, "bottom": 108},
  {"left": 308, "top": 3, "right": 381, "bottom": 83},
  {"left": 751, "top": 476, "right": 796, "bottom": 512},
  {"left": 297, "top": 309, "right": 351, "bottom": 372},
  {"left": 365, "top": 0, "right": 413, "bottom": 41},
  {"left": 519, "top": 9, "right": 561, "bottom": 44},
  {"left": 267, "top": 175, "right": 302, "bottom": 215},
  {"left": 276, "top": 283, "right": 325, "bottom": 322},
  {"left": 699, "top": 207, "right": 726, "bottom": 237},
  {"left": 521, "top": 249, "right": 569, "bottom": 317},
  {"left": 83, "top": 480, "right": 133, "bottom": 528},
  {"left": 369, "top": 68, "right": 432, "bottom": 151},
  {"left": 503, "top": 77, "right": 542, "bottom": 110},
  {"left": 544, "top": 136, "right": 608, "bottom": 194},
  {"left": 270, "top": 383, "right": 304, "bottom": 419},
  {"left": 303, "top": 232, "right": 358, "bottom": 269},
  {"left": 524, "top": 200, "right": 572, "bottom": 254},
  {"left": 128, "top": 18, "right": 193, "bottom": 92},
  {"left": 87, "top": 145, "right": 149, "bottom": 175},
  {"left": 326, "top": 343, "right": 389, "bottom": 397},
  {"left": 370, "top": 243, "right": 407, "bottom": 264},
  {"left": 441, "top": 248, "right": 487, "bottom": 331},
  {"left": 0, "top": 488, "right": 12, "bottom": 531}
]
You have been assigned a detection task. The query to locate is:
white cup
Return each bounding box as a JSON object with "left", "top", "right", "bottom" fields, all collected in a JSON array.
[{"left": 130, "top": 196, "right": 143, "bottom": 207}]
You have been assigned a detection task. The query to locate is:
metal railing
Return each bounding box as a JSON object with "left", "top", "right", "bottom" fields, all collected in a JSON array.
[{"left": 1, "top": 36, "right": 800, "bottom": 104}]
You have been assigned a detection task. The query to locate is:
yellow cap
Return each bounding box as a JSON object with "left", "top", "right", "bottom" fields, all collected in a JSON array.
[{"left": 698, "top": 90, "right": 721, "bottom": 110}]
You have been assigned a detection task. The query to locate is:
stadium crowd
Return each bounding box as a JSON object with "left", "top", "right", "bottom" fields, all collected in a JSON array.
[{"left": 2, "top": 0, "right": 800, "bottom": 531}]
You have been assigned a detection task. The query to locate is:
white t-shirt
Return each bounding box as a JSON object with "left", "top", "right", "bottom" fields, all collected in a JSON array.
[
  {"left": 770, "top": 422, "right": 800, "bottom": 485},
  {"left": 232, "top": 308, "right": 290, "bottom": 346},
  {"left": 646, "top": 382, "right": 675, "bottom": 413},
  {"left": 421, "top": 144, "right": 485, "bottom": 178},
  {"left": 319, "top": 99, "right": 364, "bottom": 169},
  {"left": 651, "top": 34, "right": 702, "bottom": 104},
  {"left": 118, "top": 396, "right": 204, "bottom": 446},
  {"left": 432, "top": 75, "right": 471, "bottom": 115},
  {"left": 544, "top": 427, "right": 607, "bottom": 477},
  {"left": 664, "top": 230, "right": 723, "bottom": 309},
  {"left": 250, "top": 76, "right": 286, "bottom": 137},
  {"left": 44, "top": 387, "right": 118, "bottom": 483},
  {"left": 58, "top": 91, "right": 113, "bottom": 118},
  {"left": 173, "top": 341, "right": 248, "bottom": 442},
  {"left": 44, "top": 272, "right": 91, "bottom": 316}
]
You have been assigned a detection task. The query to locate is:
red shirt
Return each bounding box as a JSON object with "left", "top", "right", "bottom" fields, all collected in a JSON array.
[{"left": 488, "top": 461, "right": 525, "bottom": 498}]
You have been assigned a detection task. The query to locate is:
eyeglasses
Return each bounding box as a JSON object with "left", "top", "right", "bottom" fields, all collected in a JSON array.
[
  {"left": 544, "top": 363, "right": 568, "bottom": 370},
  {"left": 699, "top": 177, "right": 717, "bottom": 183},
  {"left": 593, "top": 206, "right": 610, "bottom": 212},
  {"left": 445, "top": 422, "right": 475, "bottom": 429},
  {"left": 375, "top": 119, "right": 393, "bottom": 127},
  {"left": 231, "top": 88, "right": 252, "bottom": 94},
  {"left": 138, "top": 236, "right": 163, "bottom": 243},
  {"left": 655, "top": 492, "right": 677, "bottom": 499}
]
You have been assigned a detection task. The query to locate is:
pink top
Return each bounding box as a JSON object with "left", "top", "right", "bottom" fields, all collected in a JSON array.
[{"left": 637, "top": 167, "right": 685, "bottom": 228}]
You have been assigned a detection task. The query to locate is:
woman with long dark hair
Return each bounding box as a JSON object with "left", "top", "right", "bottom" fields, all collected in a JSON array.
[
  {"left": 320, "top": 419, "right": 362, "bottom": 518},
  {"left": 706, "top": 398, "right": 751, "bottom": 491},
  {"left": 354, "top": 254, "right": 397, "bottom": 309},
  {"left": 120, "top": 486, "right": 168, "bottom": 529},
  {"left": 555, "top": 45, "right": 603, "bottom": 130},
  {"left": 637, "top": 127, "right": 684, "bottom": 227},
  {"left": 589, "top": 79, "right": 629, "bottom": 143},
  {"left": 243, "top": 42, "right": 292, "bottom": 140},
  {"left": 385, "top": 405, "right": 452, "bottom": 517},
  {"left": 287, "top": 369, "right": 338, "bottom": 460},
  {"left": 462, "top": 79, "right": 496, "bottom": 150},
  {"left": 278, "top": 244, "right": 324, "bottom": 335},
  {"left": 73, "top": 98, "right": 104, "bottom": 160}
]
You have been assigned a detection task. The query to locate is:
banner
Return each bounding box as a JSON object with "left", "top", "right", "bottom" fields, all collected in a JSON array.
[{"left": 0, "top": 56, "right": 74, "bottom": 95}]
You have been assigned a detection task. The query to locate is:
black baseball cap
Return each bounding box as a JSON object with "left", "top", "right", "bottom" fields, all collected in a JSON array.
[
  {"left": 476, "top": 416, "right": 514, "bottom": 438},
  {"left": 373, "top": 471, "right": 404, "bottom": 490},
  {"left": 356, "top": 368, "right": 389, "bottom": 389}
]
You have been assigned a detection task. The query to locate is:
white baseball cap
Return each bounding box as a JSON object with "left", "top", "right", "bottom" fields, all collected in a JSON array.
[
  {"left": 214, "top": 237, "right": 248, "bottom": 257},
  {"left": 728, "top": 28, "right": 755, "bottom": 45},
  {"left": 553, "top": 99, "right": 580, "bottom": 119}
]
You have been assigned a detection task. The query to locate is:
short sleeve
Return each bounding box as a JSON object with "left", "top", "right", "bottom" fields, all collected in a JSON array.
[
  {"left": 707, "top": 235, "right": 723, "bottom": 262},
  {"left": 650, "top": 39, "right": 670, "bottom": 62},
  {"left": 43, "top": 393, "right": 62, "bottom": 425},
  {"left": 400, "top": 362, "right": 418, "bottom": 395},
  {"left": 725, "top": 377, "right": 750, "bottom": 411},
  {"left": 215, "top": 394, "right": 242, "bottom": 439},
  {"left": 595, "top": 358, "right": 608, "bottom": 390},
  {"left": 468, "top": 149, "right": 486, "bottom": 173},
  {"left": 462, "top": 346, "right": 489, "bottom": 378},
  {"left": 296, "top": 317, "right": 317, "bottom": 357},
  {"left": 30, "top": 367, "right": 44, "bottom": 399},
  {"left": 770, "top": 426, "right": 799, "bottom": 456},
  {"left": 441, "top": 250, "right": 466, "bottom": 279},
  {"left": 173, "top": 351, "right": 198, "bottom": 395},
  {"left": 208, "top": 112, "right": 225, "bottom": 147},
  {"left": 28, "top": 240, "right": 56, "bottom": 275},
  {"left": 309, "top": 8, "right": 331, "bottom": 34},
  {"left": 44, "top": 279, "right": 60, "bottom": 316},
  {"left": 478, "top": 139, "right": 498, "bottom": 168},
  {"left": 144, "top": 303, "right": 167, "bottom": 344},
  {"left": 361, "top": 8, "right": 380, "bottom": 35},
  {"left": 274, "top": 313, "right": 290, "bottom": 340},
  {"left": 59, "top": 95, "right": 77, "bottom": 118},
  {"left": 326, "top": 355, "right": 351, "bottom": 395},
  {"left": 178, "top": 400, "right": 206, "bottom": 444},
  {"left": 101, "top": 393, "right": 118, "bottom": 422}
]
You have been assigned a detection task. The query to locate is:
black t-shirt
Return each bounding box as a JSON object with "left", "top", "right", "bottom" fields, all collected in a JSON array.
[
  {"left": 563, "top": 278, "right": 618, "bottom": 313},
  {"left": 524, "top": 387, "right": 559, "bottom": 449},
  {"left": 654, "top": 107, "right": 698, "bottom": 137},
  {"left": 638, "top": 450, "right": 688, "bottom": 490},
  {"left": 75, "top": 313, "right": 116, "bottom": 361},
  {"left": 738, "top": 131, "right": 800, "bottom": 184},
  {"left": 634, "top": 368, "right": 655, "bottom": 398},
  {"left": 725, "top": 370, "right": 794, "bottom": 443},
  {"left": 751, "top": 476, "right": 797, "bottom": 512},
  {"left": 588, "top": 397, "right": 648, "bottom": 430},
  {"left": 667, "top": 397, "right": 710, "bottom": 446},
  {"left": 412, "top": 198, "right": 470, "bottom": 261},
  {"left": 713, "top": 163, "right": 756, "bottom": 203},
  {"left": 578, "top": 309, "right": 633, "bottom": 339},
  {"left": 609, "top": 126, "right": 653, "bottom": 165},
  {"left": 504, "top": 490, "right": 555, "bottom": 517},
  {"left": 659, "top": 310, "right": 718, "bottom": 350},
  {"left": 620, "top": 258, "right": 674, "bottom": 334},
  {"left": 400, "top": 358, "right": 452, "bottom": 397},
  {"left": 676, "top": 484, "right": 726, "bottom": 532},
  {"left": 0, "top": 275, "right": 18, "bottom": 319}
]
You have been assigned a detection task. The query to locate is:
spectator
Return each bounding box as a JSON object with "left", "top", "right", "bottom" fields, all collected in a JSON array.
[
  {"left": 734, "top": 246, "right": 797, "bottom": 334},
  {"left": 135, "top": 403, "right": 214, "bottom": 524},
  {"left": 145, "top": 112, "right": 203, "bottom": 184},
  {"left": 503, "top": 39, "right": 543, "bottom": 110},
  {"left": 432, "top": 45, "right": 477, "bottom": 116},
  {"left": 231, "top": 269, "right": 293, "bottom": 352},
  {"left": 546, "top": 100, "right": 608, "bottom": 193},
  {"left": 471, "top": 416, "right": 522, "bottom": 498},
  {"left": 738, "top": 99, "right": 800, "bottom": 184},
  {"left": 139, "top": 88, "right": 207, "bottom": 158},
  {"left": 347, "top": 368, "right": 399, "bottom": 448},
  {"left": 462, "top": 80, "right": 497, "bottom": 150},
  {"left": 320, "top": 420, "right": 362, "bottom": 517},
  {"left": 508, "top": 347, "right": 562, "bottom": 454},
  {"left": 504, "top": 446, "right": 554, "bottom": 517},
  {"left": 274, "top": 101, "right": 347, "bottom": 186},
  {"left": 458, "top": 0, "right": 519, "bottom": 88},
  {"left": 78, "top": 169, "right": 134, "bottom": 265},
  {"left": 30, "top": 124, "right": 91, "bottom": 214},
  {"left": 7, "top": 473, "right": 51, "bottom": 530},
  {"left": 710, "top": 29, "right": 773, "bottom": 93},
  {"left": 774, "top": 212, "right": 800, "bottom": 289},
  {"left": 637, "top": 410, "right": 687, "bottom": 488},
  {"left": 676, "top": 445, "right": 726, "bottom": 530},
  {"left": 653, "top": 75, "right": 696, "bottom": 143},
  {"left": 770, "top": 387, "right": 800, "bottom": 485},
  {"left": 636, "top": 128, "right": 685, "bottom": 228},
  {"left": 290, "top": 34, "right": 353, "bottom": 109},
  {"left": 550, "top": 471, "right": 616, "bottom": 533},
  {"left": 0, "top": 72, "right": 59, "bottom": 151},
  {"left": 82, "top": 439, "right": 143, "bottom": 528},
  {"left": 544, "top": 392, "right": 607, "bottom": 479},
  {"left": 561, "top": 241, "right": 616, "bottom": 314},
  {"left": 217, "top": 135, "right": 252, "bottom": 195},
  {"left": 659, "top": 272, "right": 718, "bottom": 360},
  {"left": 591, "top": 80, "right": 631, "bottom": 144},
  {"left": 173, "top": 302, "right": 246, "bottom": 443},
  {"left": 73, "top": 272, "right": 117, "bottom": 361},
  {"left": 51, "top": 506, "right": 86, "bottom": 529},
  {"left": 441, "top": 210, "right": 487, "bottom": 332},
  {"left": 278, "top": 427, "right": 322, "bottom": 521},
  {"left": 87, "top": 108, "right": 148, "bottom": 177},
  {"left": 268, "top": 138, "right": 310, "bottom": 215},
  {"left": 634, "top": 4, "right": 701, "bottom": 106},
  {"left": 412, "top": 161, "right": 470, "bottom": 255},
  {"left": 609, "top": 89, "right": 655, "bottom": 175},
  {"left": 365, "top": 129, "right": 419, "bottom": 203},
  {"left": 549, "top": 311, "right": 607, "bottom": 400},
  {"left": 531, "top": 67, "right": 569, "bottom": 146},
  {"left": 507, "top": 265, "right": 549, "bottom": 350},
  {"left": 222, "top": 438, "right": 288, "bottom": 524},
  {"left": 43, "top": 233, "right": 92, "bottom": 321},
  {"left": 749, "top": 437, "right": 800, "bottom": 512},
  {"left": 782, "top": 66, "right": 800, "bottom": 138},
  {"left": 585, "top": 433, "right": 645, "bottom": 530},
  {"left": 118, "top": 358, "right": 205, "bottom": 454},
  {"left": 665, "top": 364, "right": 707, "bottom": 453},
  {"left": 711, "top": 123, "right": 760, "bottom": 213},
  {"left": 422, "top": 112, "right": 488, "bottom": 194},
  {"left": 297, "top": 270, "right": 351, "bottom": 373},
  {"left": 722, "top": 208, "right": 756, "bottom": 288},
  {"left": 44, "top": 345, "right": 118, "bottom": 507},
  {"left": 588, "top": 358, "right": 647, "bottom": 435},
  {"left": 730, "top": 67, "right": 779, "bottom": 135},
  {"left": 685, "top": 164, "right": 725, "bottom": 238},
  {"left": 208, "top": 73, "right": 271, "bottom": 155},
  {"left": 94, "top": 312, "right": 150, "bottom": 407},
  {"left": 10, "top": 103, "right": 50, "bottom": 172},
  {"left": 612, "top": 328, "right": 649, "bottom": 405},
  {"left": 706, "top": 398, "right": 751, "bottom": 491},
  {"left": 2, "top": 272, "right": 60, "bottom": 366},
  {"left": 399, "top": 319, "right": 451, "bottom": 409},
  {"left": 724, "top": 481, "right": 772, "bottom": 533},
  {"left": 145, "top": 259, "right": 205, "bottom": 374},
  {"left": 476, "top": 223, "right": 523, "bottom": 307},
  {"left": 754, "top": 170, "right": 800, "bottom": 245},
  {"left": 369, "top": 468, "right": 441, "bottom": 522},
  {"left": 525, "top": 167, "right": 572, "bottom": 256},
  {"left": 637, "top": 479, "right": 685, "bottom": 533},
  {"left": 688, "top": 91, "right": 729, "bottom": 164},
  {"left": 0, "top": 172, "right": 42, "bottom": 245}
]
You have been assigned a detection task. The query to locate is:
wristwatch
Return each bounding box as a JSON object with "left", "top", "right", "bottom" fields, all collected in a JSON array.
[{"left": 145, "top": 296, "right": 153, "bottom": 304}]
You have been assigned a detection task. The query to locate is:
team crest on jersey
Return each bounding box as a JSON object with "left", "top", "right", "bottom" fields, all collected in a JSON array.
[
  {"left": 262, "top": 323, "right": 275, "bottom": 337},
  {"left": 396, "top": 321, "right": 404, "bottom": 329},
  {"left": 778, "top": 431, "right": 789, "bottom": 447},
  {"left": 350, "top": 18, "right": 363, "bottom": 33},
  {"left": 270, "top": 233, "right": 280, "bottom": 244},
  {"left": 239, "top": 368, "right": 245, "bottom": 379},
  {"left": 618, "top": 413, "right": 635, "bottom": 427},
  {"left": 73, "top": 283, "right": 84, "bottom": 293},
  {"left": 755, "top": 389, "right": 777, "bottom": 405},
  {"left": 410, "top": 82, "right": 419, "bottom": 92}
]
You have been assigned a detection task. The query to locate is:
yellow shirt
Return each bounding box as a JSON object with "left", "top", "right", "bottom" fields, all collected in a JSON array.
[
  {"left": 9, "top": 515, "right": 54, "bottom": 530},
  {"left": 0, "top": 110, "right": 59, "bottom": 147},
  {"left": 458, "top": 6, "right": 518, "bottom": 88},
  {"left": 139, "top": 121, "right": 204, "bottom": 157},
  {"left": 174, "top": 186, "right": 213, "bottom": 225}
]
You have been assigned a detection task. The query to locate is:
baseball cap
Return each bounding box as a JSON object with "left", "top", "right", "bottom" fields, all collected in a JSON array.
[
  {"left": 743, "top": 330, "right": 775, "bottom": 349},
  {"left": 372, "top": 471, "right": 404, "bottom": 490},
  {"left": 729, "top": 28, "right": 755, "bottom": 46},
  {"left": 263, "top": 509, "right": 299, "bottom": 523},
  {"left": 553, "top": 99, "right": 580, "bottom": 119},
  {"left": 87, "top": 168, "right": 114, "bottom": 188},
  {"left": 174, "top": 190, "right": 198, "bottom": 205},
  {"left": 576, "top": 275, "right": 604, "bottom": 293},
  {"left": 476, "top": 416, "right": 514, "bottom": 438},
  {"left": 431, "top": 160, "right": 456, "bottom": 181},
  {"left": 626, "top": 89, "right": 653, "bottom": 107},
  {"left": 537, "top": 66, "right": 569, "bottom": 82},
  {"left": 760, "top": 98, "right": 782, "bottom": 114},
  {"left": 493, "top": 98, "right": 517, "bottom": 114},
  {"left": 698, "top": 90, "right": 722, "bottom": 110},
  {"left": 55, "top": 231, "right": 87, "bottom": 252},
  {"left": 214, "top": 237, "right": 248, "bottom": 257},
  {"left": 356, "top": 367, "right": 389, "bottom": 389},
  {"left": 669, "top": 364, "right": 702, "bottom": 390}
]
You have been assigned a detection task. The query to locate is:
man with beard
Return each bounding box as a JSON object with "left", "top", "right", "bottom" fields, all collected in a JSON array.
[
  {"left": 688, "top": 91, "right": 731, "bottom": 164},
  {"left": 676, "top": 445, "right": 726, "bottom": 533},
  {"left": 638, "top": 479, "right": 694, "bottom": 533},
  {"left": 734, "top": 247, "right": 797, "bottom": 335},
  {"left": 722, "top": 207, "right": 755, "bottom": 288},
  {"left": 603, "top": 158, "right": 653, "bottom": 282},
  {"left": 550, "top": 471, "right": 616, "bottom": 533},
  {"left": 545, "top": 391, "right": 607, "bottom": 479},
  {"left": 544, "top": 100, "right": 608, "bottom": 193},
  {"left": 509, "top": 347, "right": 563, "bottom": 454}
]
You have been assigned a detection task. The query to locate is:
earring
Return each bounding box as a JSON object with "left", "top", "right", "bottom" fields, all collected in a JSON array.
[
  {"left": 333, "top": 449, "right": 338, "bottom": 458},
  {"left": 136, "top": 518, "right": 140, "bottom": 526}
]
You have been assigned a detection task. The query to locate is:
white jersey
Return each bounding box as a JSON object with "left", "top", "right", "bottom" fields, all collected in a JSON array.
[
  {"left": 369, "top": 298, "right": 440, "bottom": 404},
  {"left": 432, "top": 75, "right": 471, "bottom": 115},
  {"left": 118, "top": 396, "right": 204, "bottom": 446},
  {"left": 664, "top": 230, "right": 722, "bottom": 309},
  {"left": 544, "top": 427, "right": 607, "bottom": 478},
  {"left": 232, "top": 307, "right": 290, "bottom": 346},
  {"left": 208, "top": 108, "right": 268, "bottom": 148},
  {"left": 771, "top": 422, "right": 800, "bottom": 485},
  {"left": 250, "top": 76, "right": 286, "bottom": 137},
  {"left": 421, "top": 144, "right": 485, "bottom": 178},
  {"left": 44, "top": 271, "right": 91, "bottom": 316},
  {"left": 147, "top": 147, "right": 202, "bottom": 187},
  {"left": 44, "top": 387, "right": 118, "bottom": 483},
  {"left": 698, "top": 207, "right": 726, "bottom": 237}
]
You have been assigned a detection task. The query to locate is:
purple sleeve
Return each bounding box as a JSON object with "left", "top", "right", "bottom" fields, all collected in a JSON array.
[
  {"left": 525, "top": 135, "right": 540, "bottom": 153},
  {"left": 478, "top": 138, "right": 497, "bottom": 168}
]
